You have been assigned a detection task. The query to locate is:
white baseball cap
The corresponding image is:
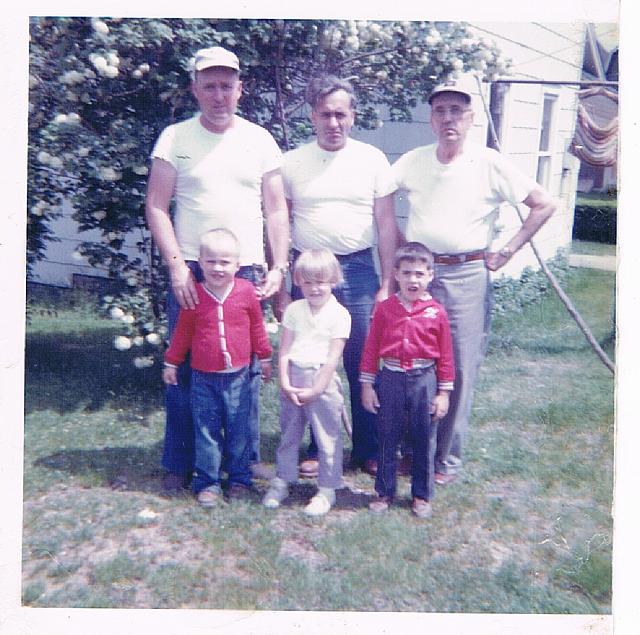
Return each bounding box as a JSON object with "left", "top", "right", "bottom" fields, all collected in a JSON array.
[
  {"left": 428, "top": 73, "right": 477, "bottom": 104},
  {"left": 193, "top": 46, "right": 240, "bottom": 72}
]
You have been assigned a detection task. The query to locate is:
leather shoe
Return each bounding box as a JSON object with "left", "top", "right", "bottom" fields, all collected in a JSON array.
[
  {"left": 299, "top": 458, "right": 319, "bottom": 478},
  {"left": 363, "top": 459, "right": 378, "bottom": 476},
  {"left": 434, "top": 471, "right": 457, "bottom": 485},
  {"left": 412, "top": 497, "right": 433, "bottom": 519},
  {"left": 369, "top": 495, "right": 391, "bottom": 513}
]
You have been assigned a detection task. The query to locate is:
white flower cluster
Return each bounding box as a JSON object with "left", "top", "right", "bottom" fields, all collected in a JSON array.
[
  {"left": 53, "top": 112, "right": 81, "bottom": 125},
  {"left": 37, "top": 151, "right": 63, "bottom": 170},
  {"left": 89, "top": 50, "right": 120, "bottom": 79},
  {"left": 91, "top": 18, "right": 109, "bottom": 36},
  {"left": 133, "top": 356, "right": 154, "bottom": 369},
  {"left": 99, "top": 166, "right": 121, "bottom": 182},
  {"left": 59, "top": 70, "right": 86, "bottom": 86},
  {"left": 30, "top": 201, "right": 49, "bottom": 217},
  {"left": 114, "top": 335, "right": 132, "bottom": 350},
  {"left": 132, "top": 62, "right": 150, "bottom": 79}
]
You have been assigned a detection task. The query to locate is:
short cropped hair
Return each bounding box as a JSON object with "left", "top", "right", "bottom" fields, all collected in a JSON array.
[
  {"left": 293, "top": 249, "right": 344, "bottom": 287},
  {"left": 199, "top": 227, "right": 240, "bottom": 256},
  {"left": 394, "top": 242, "right": 434, "bottom": 270},
  {"left": 306, "top": 75, "right": 357, "bottom": 110}
]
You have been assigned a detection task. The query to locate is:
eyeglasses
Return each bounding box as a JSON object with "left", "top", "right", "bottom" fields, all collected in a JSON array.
[{"left": 431, "top": 105, "right": 471, "bottom": 119}]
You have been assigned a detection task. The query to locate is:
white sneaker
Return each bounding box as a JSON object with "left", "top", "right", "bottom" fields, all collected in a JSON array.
[
  {"left": 262, "top": 477, "right": 289, "bottom": 509},
  {"left": 304, "top": 488, "right": 335, "bottom": 517}
]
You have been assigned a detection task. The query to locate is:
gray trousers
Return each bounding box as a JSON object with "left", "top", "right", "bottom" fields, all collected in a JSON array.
[
  {"left": 430, "top": 259, "right": 493, "bottom": 474},
  {"left": 276, "top": 364, "right": 344, "bottom": 489}
]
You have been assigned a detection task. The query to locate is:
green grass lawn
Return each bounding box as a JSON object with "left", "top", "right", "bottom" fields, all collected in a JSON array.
[{"left": 22, "top": 268, "right": 615, "bottom": 612}]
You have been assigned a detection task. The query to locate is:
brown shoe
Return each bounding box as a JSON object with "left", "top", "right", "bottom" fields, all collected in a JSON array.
[
  {"left": 434, "top": 472, "right": 457, "bottom": 485},
  {"left": 369, "top": 496, "right": 392, "bottom": 514},
  {"left": 412, "top": 497, "right": 433, "bottom": 519},
  {"left": 196, "top": 487, "right": 221, "bottom": 508},
  {"left": 299, "top": 458, "right": 319, "bottom": 479},
  {"left": 363, "top": 459, "right": 378, "bottom": 476}
]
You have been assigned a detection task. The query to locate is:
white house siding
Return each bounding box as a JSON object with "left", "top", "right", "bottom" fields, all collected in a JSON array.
[{"left": 29, "top": 199, "right": 144, "bottom": 288}]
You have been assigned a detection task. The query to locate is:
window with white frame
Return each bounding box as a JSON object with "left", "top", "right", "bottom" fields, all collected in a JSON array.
[{"left": 536, "top": 94, "right": 558, "bottom": 188}]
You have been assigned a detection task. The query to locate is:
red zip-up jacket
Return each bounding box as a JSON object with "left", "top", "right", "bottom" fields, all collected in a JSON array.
[{"left": 360, "top": 294, "right": 455, "bottom": 391}]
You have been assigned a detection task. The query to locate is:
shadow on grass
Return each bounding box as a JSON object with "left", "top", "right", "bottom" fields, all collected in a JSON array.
[
  {"left": 25, "top": 329, "right": 164, "bottom": 415},
  {"left": 33, "top": 441, "right": 165, "bottom": 492}
]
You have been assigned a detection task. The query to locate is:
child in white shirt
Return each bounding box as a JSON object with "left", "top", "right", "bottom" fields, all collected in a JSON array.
[{"left": 263, "top": 249, "right": 351, "bottom": 516}]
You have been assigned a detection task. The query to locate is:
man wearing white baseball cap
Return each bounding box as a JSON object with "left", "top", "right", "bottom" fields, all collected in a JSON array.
[
  {"left": 392, "top": 73, "right": 555, "bottom": 485},
  {"left": 146, "top": 46, "right": 289, "bottom": 495}
]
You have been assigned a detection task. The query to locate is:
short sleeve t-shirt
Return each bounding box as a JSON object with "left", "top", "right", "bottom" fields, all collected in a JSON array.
[
  {"left": 151, "top": 114, "right": 282, "bottom": 264},
  {"left": 393, "top": 143, "right": 536, "bottom": 254},
  {"left": 282, "top": 139, "right": 396, "bottom": 254},
  {"left": 282, "top": 295, "right": 351, "bottom": 367}
]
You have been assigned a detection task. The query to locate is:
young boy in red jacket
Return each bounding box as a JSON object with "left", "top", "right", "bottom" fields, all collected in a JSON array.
[
  {"left": 163, "top": 228, "right": 272, "bottom": 507},
  {"left": 360, "top": 242, "right": 454, "bottom": 518}
]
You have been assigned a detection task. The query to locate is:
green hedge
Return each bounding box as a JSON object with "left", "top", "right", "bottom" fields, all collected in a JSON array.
[
  {"left": 492, "top": 252, "right": 571, "bottom": 316},
  {"left": 572, "top": 193, "right": 617, "bottom": 244}
]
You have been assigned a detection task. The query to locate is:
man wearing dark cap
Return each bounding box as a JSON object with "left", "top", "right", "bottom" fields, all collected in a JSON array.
[
  {"left": 146, "top": 46, "right": 289, "bottom": 493},
  {"left": 393, "top": 73, "right": 555, "bottom": 484}
]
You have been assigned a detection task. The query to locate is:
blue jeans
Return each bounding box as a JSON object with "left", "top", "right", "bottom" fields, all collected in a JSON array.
[
  {"left": 162, "top": 262, "right": 263, "bottom": 476},
  {"left": 190, "top": 366, "right": 253, "bottom": 493},
  {"left": 292, "top": 248, "right": 379, "bottom": 465}
]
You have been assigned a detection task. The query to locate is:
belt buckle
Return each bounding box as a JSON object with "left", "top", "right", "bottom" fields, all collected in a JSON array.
[{"left": 456, "top": 253, "right": 467, "bottom": 264}]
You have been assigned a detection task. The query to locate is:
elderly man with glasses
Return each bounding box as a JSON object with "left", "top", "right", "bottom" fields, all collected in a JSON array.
[{"left": 393, "top": 74, "right": 556, "bottom": 484}]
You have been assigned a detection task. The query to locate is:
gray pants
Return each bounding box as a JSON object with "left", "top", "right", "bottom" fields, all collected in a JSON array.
[
  {"left": 276, "top": 364, "right": 344, "bottom": 489},
  {"left": 430, "top": 259, "right": 493, "bottom": 475}
]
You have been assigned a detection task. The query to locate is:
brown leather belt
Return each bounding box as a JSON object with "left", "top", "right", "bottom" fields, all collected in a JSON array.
[{"left": 433, "top": 250, "right": 486, "bottom": 265}]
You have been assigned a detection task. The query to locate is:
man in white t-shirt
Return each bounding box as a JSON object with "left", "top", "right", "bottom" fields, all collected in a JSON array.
[
  {"left": 282, "top": 75, "right": 399, "bottom": 477},
  {"left": 393, "top": 74, "right": 555, "bottom": 484},
  {"left": 146, "top": 46, "right": 289, "bottom": 493}
]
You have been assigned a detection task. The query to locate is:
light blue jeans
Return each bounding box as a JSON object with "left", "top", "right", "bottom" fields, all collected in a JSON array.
[
  {"left": 190, "top": 366, "right": 253, "bottom": 493},
  {"left": 430, "top": 259, "right": 493, "bottom": 475},
  {"left": 162, "top": 262, "right": 263, "bottom": 476}
]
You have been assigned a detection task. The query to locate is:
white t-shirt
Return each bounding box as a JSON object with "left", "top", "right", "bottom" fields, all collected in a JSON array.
[
  {"left": 282, "top": 296, "right": 351, "bottom": 367},
  {"left": 151, "top": 114, "right": 283, "bottom": 264},
  {"left": 393, "top": 143, "right": 537, "bottom": 254},
  {"left": 282, "top": 139, "right": 396, "bottom": 255}
]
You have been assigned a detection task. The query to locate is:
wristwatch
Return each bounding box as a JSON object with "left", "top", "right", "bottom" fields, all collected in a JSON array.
[
  {"left": 272, "top": 263, "right": 289, "bottom": 276},
  {"left": 498, "top": 246, "right": 514, "bottom": 259}
]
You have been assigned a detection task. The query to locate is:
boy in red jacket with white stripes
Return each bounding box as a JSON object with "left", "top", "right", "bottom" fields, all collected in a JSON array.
[
  {"left": 360, "top": 242, "right": 454, "bottom": 518},
  {"left": 163, "top": 228, "right": 272, "bottom": 507}
]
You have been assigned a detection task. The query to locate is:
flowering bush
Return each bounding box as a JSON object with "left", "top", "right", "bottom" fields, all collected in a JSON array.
[{"left": 28, "top": 18, "right": 510, "bottom": 364}]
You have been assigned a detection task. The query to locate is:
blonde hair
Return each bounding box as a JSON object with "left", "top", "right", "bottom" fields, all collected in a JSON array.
[
  {"left": 293, "top": 249, "right": 343, "bottom": 286},
  {"left": 199, "top": 228, "right": 240, "bottom": 257}
]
